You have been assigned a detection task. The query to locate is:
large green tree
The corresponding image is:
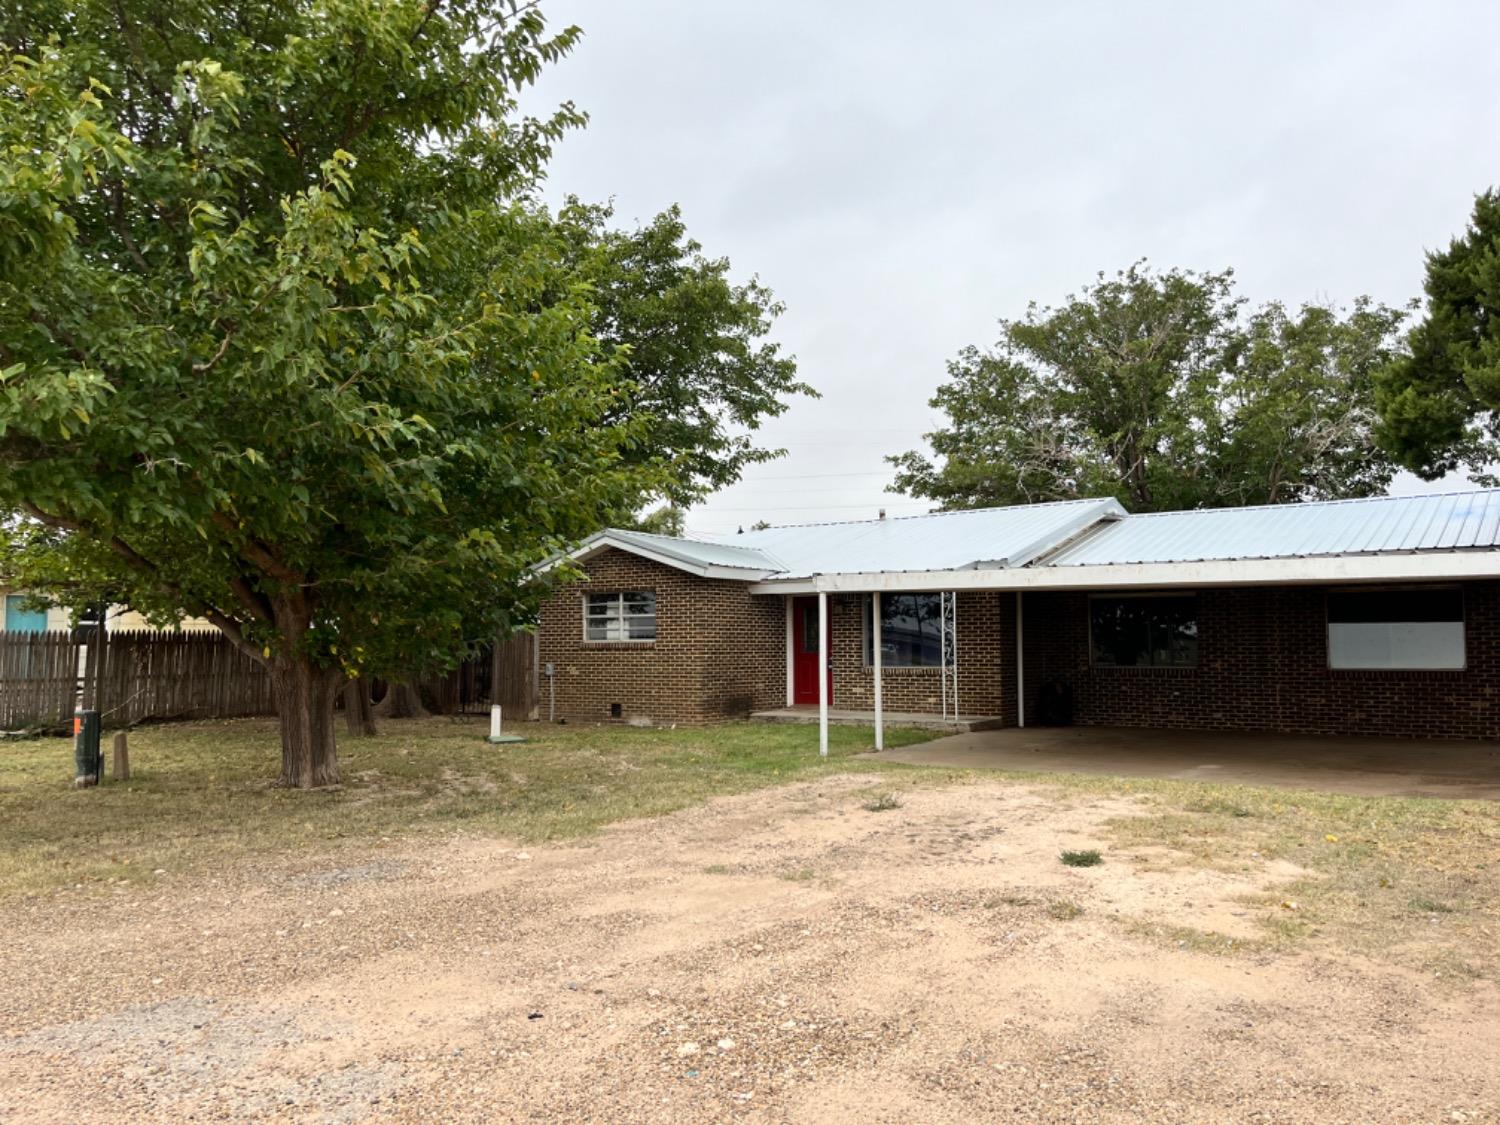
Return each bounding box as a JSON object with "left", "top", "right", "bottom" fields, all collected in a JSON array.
[
  {"left": 889, "top": 264, "right": 1419, "bottom": 512},
  {"left": 0, "top": 1, "right": 676, "bottom": 787},
  {"left": 558, "top": 201, "right": 813, "bottom": 510},
  {"left": 1376, "top": 190, "right": 1500, "bottom": 480}
]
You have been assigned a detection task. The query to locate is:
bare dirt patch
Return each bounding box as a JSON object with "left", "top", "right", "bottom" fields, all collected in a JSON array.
[{"left": 2, "top": 776, "right": 1497, "bottom": 1123}]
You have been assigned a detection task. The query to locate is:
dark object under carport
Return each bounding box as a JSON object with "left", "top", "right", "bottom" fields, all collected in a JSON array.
[{"left": 1036, "top": 680, "right": 1075, "bottom": 726}]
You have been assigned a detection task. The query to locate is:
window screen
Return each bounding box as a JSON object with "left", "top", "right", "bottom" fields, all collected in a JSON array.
[
  {"left": 1090, "top": 596, "right": 1198, "bottom": 668},
  {"left": 1327, "top": 589, "right": 1463, "bottom": 669},
  {"left": 584, "top": 592, "right": 657, "bottom": 641}
]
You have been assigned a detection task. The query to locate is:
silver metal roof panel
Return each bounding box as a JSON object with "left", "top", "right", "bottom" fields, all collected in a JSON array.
[
  {"left": 1045, "top": 490, "right": 1500, "bottom": 567},
  {"left": 712, "top": 498, "right": 1126, "bottom": 579},
  {"left": 600, "top": 529, "right": 783, "bottom": 573}
]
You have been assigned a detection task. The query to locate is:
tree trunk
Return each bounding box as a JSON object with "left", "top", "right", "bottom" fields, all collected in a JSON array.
[
  {"left": 271, "top": 657, "right": 342, "bottom": 788},
  {"left": 342, "top": 677, "right": 377, "bottom": 737},
  {"left": 376, "top": 681, "right": 429, "bottom": 719}
]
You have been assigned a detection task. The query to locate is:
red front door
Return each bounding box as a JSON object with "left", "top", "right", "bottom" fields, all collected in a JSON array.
[{"left": 792, "top": 596, "right": 832, "bottom": 705}]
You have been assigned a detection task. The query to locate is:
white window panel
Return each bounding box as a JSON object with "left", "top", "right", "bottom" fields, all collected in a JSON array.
[
  {"left": 1328, "top": 621, "right": 1464, "bottom": 670},
  {"left": 584, "top": 592, "right": 656, "bottom": 642}
]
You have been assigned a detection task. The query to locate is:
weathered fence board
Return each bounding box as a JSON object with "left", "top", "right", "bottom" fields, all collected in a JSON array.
[
  {"left": 493, "top": 631, "right": 537, "bottom": 718},
  {"left": 1, "top": 628, "right": 534, "bottom": 730},
  {"left": 0, "top": 632, "right": 81, "bottom": 730},
  {"left": 98, "top": 630, "right": 276, "bottom": 726}
]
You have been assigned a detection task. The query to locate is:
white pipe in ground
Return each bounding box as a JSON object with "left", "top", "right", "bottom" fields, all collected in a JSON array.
[{"left": 490, "top": 704, "right": 503, "bottom": 741}]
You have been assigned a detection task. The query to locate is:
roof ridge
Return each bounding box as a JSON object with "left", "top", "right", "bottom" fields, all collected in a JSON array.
[
  {"left": 615, "top": 527, "right": 764, "bottom": 551},
  {"left": 1114, "top": 487, "right": 1500, "bottom": 521},
  {"left": 744, "top": 496, "right": 1114, "bottom": 532}
]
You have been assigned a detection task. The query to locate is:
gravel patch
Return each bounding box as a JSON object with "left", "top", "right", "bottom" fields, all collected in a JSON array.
[{"left": 1, "top": 775, "right": 1496, "bottom": 1122}]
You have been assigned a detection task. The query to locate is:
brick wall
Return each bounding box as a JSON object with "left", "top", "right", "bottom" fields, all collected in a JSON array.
[
  {"left": 823, "top": 592, "right": 1013, "bottom": 721},
  {"left": 537, "top": 548, "right": 784, "bottom": 725},
  {"left": 540, "top": 552, "right": 1500, "bottom": 739},
  {"left": 1021, "top": 582, "right": 1500, "bottom": 740}
]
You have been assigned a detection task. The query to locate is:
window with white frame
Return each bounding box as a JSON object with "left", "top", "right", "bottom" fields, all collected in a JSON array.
[
  {"left": 584, "top": 591, "right": 657, "bottom": 641},
  {"left": 1326, "top": 588, "right": 1463, "bottom": 670}
]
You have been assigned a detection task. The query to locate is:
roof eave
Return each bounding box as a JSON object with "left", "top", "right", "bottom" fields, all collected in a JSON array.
[
  {"left": 746, "top": 549, "right": 1500, "bottom": 595},
  {"left": 532, "top": 532, "right": 779, "bottom": 582}
]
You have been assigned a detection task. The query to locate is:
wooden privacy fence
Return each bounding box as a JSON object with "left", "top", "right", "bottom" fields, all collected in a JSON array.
[
  {"left": 420, "top": 633, "right": 537, "bottom": 717},
  {"left": 0, "top": 631, "right": 82, "bottom": 730},
  {"left": 97, "top": 630, "right": 276, "bottom": 726},
  {"left": 0, "top": 627, "right": 536, "bottom": 730},
  {"left": 491, "top": 632, "right": 537, "bottom": 718}
]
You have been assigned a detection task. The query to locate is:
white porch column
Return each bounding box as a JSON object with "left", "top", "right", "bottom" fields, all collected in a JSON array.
[
  {"left": 818, "top": 590, "right": 829, "bottom": 758},
  {"left": 872, "top": 591, "right": 884, "bottom": 751},
  {"left": 939, "top": 592, "right": 948, "bottom": 721},
  {"left": 1015, "top": 590, "right": 1026, "bottom": 728}
]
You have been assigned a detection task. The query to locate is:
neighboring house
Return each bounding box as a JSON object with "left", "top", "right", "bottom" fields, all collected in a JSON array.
[
  {"left": 0, "top": 591, "right": 214, "bottom": 636},
  {"left": 107, "top": 608, "right": 217, "bottom": 633},
  {"left": 536, "top": 489, "right": 1500, "bottom": 741},
  {"left": 0, "top": 589, "right": 72, "bottom": 634}
]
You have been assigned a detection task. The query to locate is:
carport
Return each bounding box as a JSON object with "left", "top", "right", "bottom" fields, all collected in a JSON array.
[
  {"left": 743, "top": 490, "right": 1500, "bottom": 756},
  {"left": 872, "top": 725, "right": 1500, "bottom": 799}
]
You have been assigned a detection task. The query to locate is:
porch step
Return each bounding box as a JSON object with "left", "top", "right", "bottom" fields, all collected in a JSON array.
[{"left": 749, "top": 708, "right": 1008, "bottom": 733}]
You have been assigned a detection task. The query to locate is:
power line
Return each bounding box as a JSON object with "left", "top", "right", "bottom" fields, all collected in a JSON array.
[
  {"left": 720, "top": 484, "right": 902, "bottom": 496},
  {"left": 742, "top": 469, "right": 897, "bottom": 481},
  {"left": 703, "top": 501, "right": 932, "bottom": 512}
]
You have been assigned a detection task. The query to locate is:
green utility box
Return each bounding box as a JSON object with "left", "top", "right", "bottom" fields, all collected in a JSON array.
[{"left": 73, "top": 709, "right": 102, "bottom": 786}]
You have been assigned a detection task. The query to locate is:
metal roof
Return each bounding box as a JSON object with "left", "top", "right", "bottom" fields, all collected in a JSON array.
[
  {"left": 603, "top": 529, "right": 783, "bottom": 572},
  {"left": 1046, "top": 489, "right": 1500, "bottom": 567},
  {"left": 545, "top": 527, "right": 782, "bottom": 578},
  {"left": 710, "top": 498, "right": 1126, "bottom": 578},
  {"left": 553, "top": 489, "right": 1500, "bottom": 587}
]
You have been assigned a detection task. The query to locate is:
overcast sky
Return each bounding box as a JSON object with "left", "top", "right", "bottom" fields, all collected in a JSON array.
[{"left": 525, "top": 1, "right": 1500, "bottom": 536}]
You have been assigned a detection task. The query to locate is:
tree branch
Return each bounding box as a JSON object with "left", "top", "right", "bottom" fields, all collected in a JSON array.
[
  {"left": 111, "top": 182, "right": 151, "bottom": 272},
  {"left": 228, "top": 573, "right": 275, "bottom": 624},
  {"left": 192, "top": 330, "right": 233, "bottom": 373},
  {"left": 208, "top": 510, "right": 304, "bottom": 585},
  {"left": 19, "top": 501, "right": 269, "bottom": 666},
  {"left": 26, "top": 310, "right": 89, "bottom": 368}
]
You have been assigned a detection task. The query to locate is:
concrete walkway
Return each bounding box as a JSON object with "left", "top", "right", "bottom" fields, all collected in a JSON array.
[
  {"left": 751, "top": 707, "right": 1006, "bottom": 733},
  {"left": 871, "top": 725, "right": 1500, "bottom": 799}
]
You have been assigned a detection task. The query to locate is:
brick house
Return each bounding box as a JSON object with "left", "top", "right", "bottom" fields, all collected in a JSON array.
[{"left": 536, "top": 491, "right": 1500, "bottom": 745}]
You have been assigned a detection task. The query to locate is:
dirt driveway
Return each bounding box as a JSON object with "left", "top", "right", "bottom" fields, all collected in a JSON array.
[{"left": 2, "top": 775, "right": 1496, "bottom": 1123}]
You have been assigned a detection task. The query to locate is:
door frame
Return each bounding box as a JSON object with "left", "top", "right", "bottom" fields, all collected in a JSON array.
[{"left": 790, "top": 595, "right": 832, "bottom": 706}]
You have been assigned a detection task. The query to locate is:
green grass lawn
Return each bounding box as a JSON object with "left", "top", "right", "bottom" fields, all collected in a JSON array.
[{"left": 0, "top": 716, "right": 940, "bottom": 896}]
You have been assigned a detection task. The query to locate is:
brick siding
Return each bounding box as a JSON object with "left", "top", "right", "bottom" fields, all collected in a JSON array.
[
  {"left": 822, "top": 592, "right": 1013, "bottom": 721},
  {"left": 1021, "top": 582, "right": 1500, "bottom": 740},
  {"left": 537, "top": 548, "right": 784, "bottom": 725},
  {"left": 539, "top": 550, "right": 1500, "bottom": 740},
  {"left": 538, "top": 561, "right": 1016, "bottom": 725}
]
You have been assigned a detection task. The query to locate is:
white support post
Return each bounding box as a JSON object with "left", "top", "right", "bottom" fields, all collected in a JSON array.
[
  {"left": 1015, "top": 591, "right": 1025, "bottom": 728},
  {"left": 939, "top": 592, "right": 948, "bottom": 721},
  {"left": 818, "top": 591, "right": 829, "bottom": 758},
  {"left": 950, "top": 590, "right": 959, "bottom": 720},
  {"left": 872, "top": 591, "right": 884, "bottom": 751}
]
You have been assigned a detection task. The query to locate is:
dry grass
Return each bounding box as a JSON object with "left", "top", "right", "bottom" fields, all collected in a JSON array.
[
  {"left": 0, "top": 716, "right": 941, "bottom": 897},
  {"left": 3, "top": 717, "right": 1497, "bottom": 985},
  {"left": 1093, "top": 778, "right": 1500, "bottom": 979}
]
